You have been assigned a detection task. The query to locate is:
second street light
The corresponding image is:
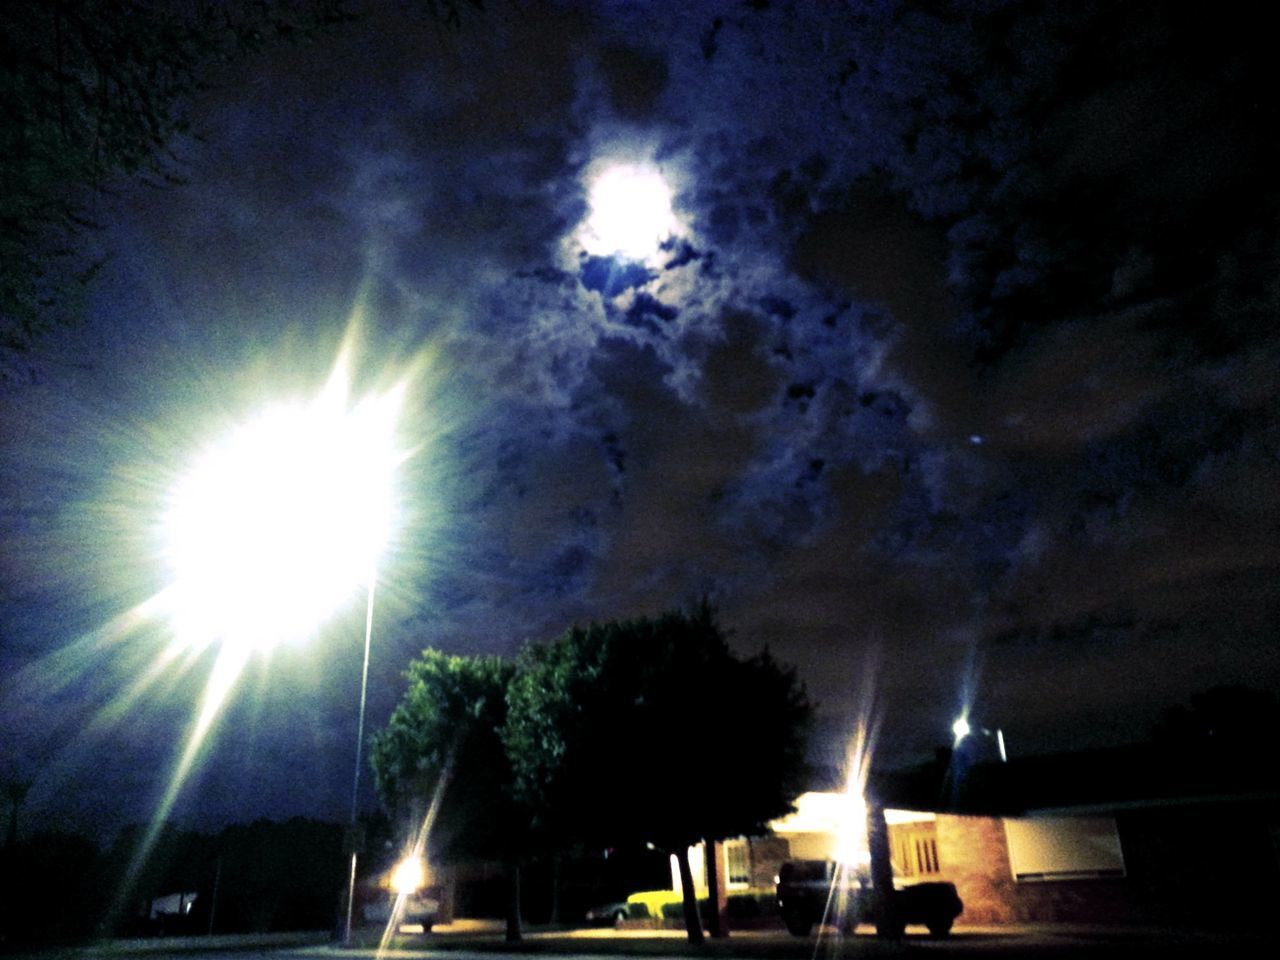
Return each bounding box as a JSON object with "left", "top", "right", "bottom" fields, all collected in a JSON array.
[{"left": 952, "top": 716, "right": 1008, "bottom": 763}]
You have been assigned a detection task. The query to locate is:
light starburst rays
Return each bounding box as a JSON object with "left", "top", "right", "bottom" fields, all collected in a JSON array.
[
  {"left": 816, "top": 657, "right": 881, "bottom": 943},
  {"left": 113, "top": 348, "right": 409, "bottom": 898},
  {"left": 160, "top": 359, "right": 404, "bottom": 657},
  {"left": 6, "top": 299, "right": 449, "bottom": 929},
  {"left": 5, "top": 598, "right": 161, "bottom": 710},
  {"left": 376, "top": 754, "right": 453, "bottom": 956},
  {"left": 0, "top": 599, "right": 203, "bottom": 818},
  {"left": 132, "top": 641, "right": 253, "bottom": 866},
  {"left": 101, "top": 350, "right": 405, "bottom": 917},
  {"left": 86, "top": 608, "right": 209, "bottom": 733}
]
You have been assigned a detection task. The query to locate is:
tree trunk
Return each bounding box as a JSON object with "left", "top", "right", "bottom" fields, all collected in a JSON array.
[
  {"left": 674, "top": 845, "right": 705, "bottom": 944},
  {"left": 703, "top": 839, "right": 727, "bottom": 937},
  {"left": 866, "top": 798, "right": 900, "bottom": 939},
  {"left": 505, "top": 860, "right": 523, "bottom": 942},
  {"left": 548, "top": 853, "right": 561, "bottom": 926}
]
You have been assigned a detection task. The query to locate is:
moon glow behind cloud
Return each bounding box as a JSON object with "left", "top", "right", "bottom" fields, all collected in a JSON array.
[{"left": 580, "top": 164, "right": 679, "bottom": 260}]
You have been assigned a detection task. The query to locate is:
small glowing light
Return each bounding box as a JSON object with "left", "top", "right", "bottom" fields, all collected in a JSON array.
[
  {"left": 952, "top": 717, "right": 972, "bottom": 741},
  {"left": 581, "top": 164, "right": 678, "bottom": 260},
  {"left": 391, "top": 857, "right": 425, "bottom": 895}
]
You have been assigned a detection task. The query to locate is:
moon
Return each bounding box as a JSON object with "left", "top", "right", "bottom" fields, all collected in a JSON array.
[{"left": 581, "top": 164, "right": 678, "bottom": 261}]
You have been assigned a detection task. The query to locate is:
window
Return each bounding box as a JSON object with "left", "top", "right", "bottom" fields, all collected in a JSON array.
[
  {"left": 889, "top": 821, "right": 941, "bottom": 877},
  {"left": 724, "top": 839, "right": 751, "bottom": 888},
  {"left": 1003, "top": 816, "right": 1125, "bottom": 882}
]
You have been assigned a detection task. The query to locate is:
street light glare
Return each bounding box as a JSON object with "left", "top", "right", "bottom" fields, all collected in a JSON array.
[
  {"left": 390, "top": 856, "right": 425, "bottom": 895},
  {"left": 952, "top": 717, "right": 971, "bottom": 741},
  {"left": 125, "top": 356, "right": 405, "bottom": 904},
  {"left": 162, "top": 363, "right": 402, "bottom": 654},
  {"left": 581, "top": 164, "right": 678, "bottom": 261}
]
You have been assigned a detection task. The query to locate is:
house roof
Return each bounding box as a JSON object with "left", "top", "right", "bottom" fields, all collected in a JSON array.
[{"left": 867, "top": 741, "right": 1280, "bottom": 817}]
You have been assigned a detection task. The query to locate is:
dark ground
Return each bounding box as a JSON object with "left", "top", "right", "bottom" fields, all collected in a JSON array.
[{"left": 38, "top": 921, "right": 1276, "bottom": 960}]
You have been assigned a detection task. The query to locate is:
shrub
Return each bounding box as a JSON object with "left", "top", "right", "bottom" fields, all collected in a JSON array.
[{"left": 726, "top": 889, "right": 779, "bottom": 918}]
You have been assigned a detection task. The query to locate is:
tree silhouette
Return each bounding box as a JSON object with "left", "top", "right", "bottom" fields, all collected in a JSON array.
[
  {"left": 370, "top": 650, "right": 528, "bottom": 941},
  {"left": 2, "top": 778, "right": 30, "bottom": 849},
  {"left": 504, "top": 604, "right": 812, "bottom": 942}
]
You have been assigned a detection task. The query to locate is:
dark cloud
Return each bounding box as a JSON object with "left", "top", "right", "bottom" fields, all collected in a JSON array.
[{"left": 595, "top": 41, "right": 671, "bottom": 121}]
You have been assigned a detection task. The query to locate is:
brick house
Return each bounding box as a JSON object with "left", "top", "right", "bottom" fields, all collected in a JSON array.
[{"left": 692, "top": 744, "right": 1279, "bottom": 931}]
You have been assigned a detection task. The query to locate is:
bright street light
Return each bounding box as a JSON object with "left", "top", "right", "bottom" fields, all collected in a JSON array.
[
  {"left": 152, "top": 351, "right": 405, "bottom": 942},
  {"left": 952, "top": 715, "right": 1007, "bottom": 763},
  {"left": 162, "top": 359, "right": 400, "bottom": 655}
]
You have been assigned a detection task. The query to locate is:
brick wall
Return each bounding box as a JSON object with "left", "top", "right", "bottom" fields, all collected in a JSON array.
[
  {"left": 937, "top": 802, "right": 1280, "bottom": 928},
  {"left": 1009, "top": 876, "right": 1134, "bottom": 924},
  {"left": 934, "top": 814, "right": 1017, "bottom": 923},
  {"left": 935, "top": 813, "right": 1145, "bottom": 924},
  {"left": 748, "top": 835, "right": 791, "bottom": 889}
]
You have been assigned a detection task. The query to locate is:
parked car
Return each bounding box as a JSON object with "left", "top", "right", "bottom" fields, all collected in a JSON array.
[
  {"left": 775, "top": 859, "right": 962, "bottom": 938},
  {"left": 584, "top": 900, "right": 644, "bottom": 925},
  {"left": 358, "top": 884, "right": 442, "bottom": 932}
]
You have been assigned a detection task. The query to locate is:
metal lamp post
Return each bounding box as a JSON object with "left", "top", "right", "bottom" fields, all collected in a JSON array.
[
  {"left": 343, "top": 575, "right": 377, "bottom": 942},
  {"left": 158, "top": 356, "right": 403, "bottom": 943}
]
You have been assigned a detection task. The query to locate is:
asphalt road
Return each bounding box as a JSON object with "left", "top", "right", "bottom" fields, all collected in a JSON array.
[{"left": 66, "top": 923, "right": 1277, "bottom": 960}]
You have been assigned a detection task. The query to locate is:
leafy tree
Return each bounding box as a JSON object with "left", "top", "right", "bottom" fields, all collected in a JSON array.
[
  {"left": 504, "top": 604, "right": 813, "bottom": 942},
  {"left": 370, "top": 649, "right": 528, "bottom": 941}
]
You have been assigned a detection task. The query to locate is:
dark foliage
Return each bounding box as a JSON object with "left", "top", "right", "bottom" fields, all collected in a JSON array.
[
  {"left": 506, "top": 604, "right": 813, "bottom": 853},
  {"left": 504, "top": 603, "right": 813, "bottom": 941},
  {"left": 0, "top": 830, "right": 104, "bottom": 945},
  {"left": 369, "top": 649, "right": 527, "bottom": 939},
  {"left": 0, "top": 816, "right": 346, "bottom": 946},
  {"left": 370, "top": 650, "right": 523, "bottom": 863},
  {"left": 194, "top": 817, "right": 345, "bottom": 934}
]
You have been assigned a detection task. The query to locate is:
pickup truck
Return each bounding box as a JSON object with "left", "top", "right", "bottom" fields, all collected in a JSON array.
[{"left": 775, "top": 859, "right": 962, "bottom": 938}]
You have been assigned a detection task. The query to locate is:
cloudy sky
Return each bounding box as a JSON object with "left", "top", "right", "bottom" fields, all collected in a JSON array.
[{"left": 2, "top": 0, "right": 1277, "bottom": 837}]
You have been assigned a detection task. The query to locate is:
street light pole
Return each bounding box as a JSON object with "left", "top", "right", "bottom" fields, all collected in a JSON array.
[
  {"left": 343, "top": 573, "right": 377, "bottom": 943},
  {"left": 156, "top": 354, "right": 402, "bottom": 945}
]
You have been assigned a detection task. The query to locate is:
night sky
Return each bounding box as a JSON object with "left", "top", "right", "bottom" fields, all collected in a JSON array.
[{"left": 2, "top": 0, "right": 1277, "bottom": 839}]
